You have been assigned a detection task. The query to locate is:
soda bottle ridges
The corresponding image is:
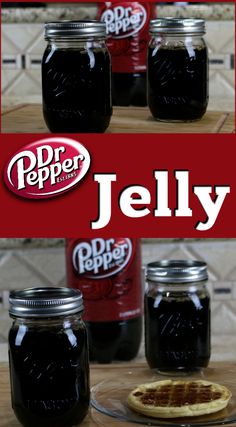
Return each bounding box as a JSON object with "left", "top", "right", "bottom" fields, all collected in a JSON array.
[
  {"left": 98, "top": 2, "right": 156, "bottom": 106},
  {"left": 65, "top": 238, "right": 143, "bottom": 363}
]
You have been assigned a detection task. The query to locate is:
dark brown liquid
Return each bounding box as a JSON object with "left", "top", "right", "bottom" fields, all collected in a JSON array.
[
  {"left": 9, "top": 321, "right": 90, "bottom": 427},
  {"left": 148, "top": 45, "right": 208, "bottom": 121},
  {"left": 112, "top": 73, "right": 147, "bottom": 107},
  {"left": 42, "top": 47, "right": 112, "bottom": 133},
  {"left": 87, "top": 317, "right": 142, "bottom": 363},
  {"left": 145, "top": 293, "right": 211, "bottom": 372}
]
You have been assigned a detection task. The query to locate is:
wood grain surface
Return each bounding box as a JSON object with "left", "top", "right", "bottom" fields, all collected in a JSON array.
[
  {"left": 1, "top": 105, "right": 235, "bottom": 134},
  {"left": 1, "top": 362, "right": 236, "bottom": 427}
]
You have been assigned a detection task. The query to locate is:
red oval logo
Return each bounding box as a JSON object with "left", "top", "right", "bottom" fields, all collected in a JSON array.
[
  {"left": 101, "top": 3, "right": 147, "bottom": 39},
  {"left": 4, "top": 137, "right": 91, "bottom": 199},
  {"left": 72, "top": 238, "right": 133, "bottom": 279}
]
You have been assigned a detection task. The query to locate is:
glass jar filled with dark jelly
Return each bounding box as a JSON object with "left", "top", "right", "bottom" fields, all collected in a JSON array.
[
  {"left": 148, "top": 19, "right": 209, "bottom": 122},
  {"left": 145, "top": 260, "right": 211, "bottom": 374},
  {"left": 42, "top": 21, "right": 112, "bottom": 133},
  {"left": 8, "top": 287, "right": 90, "bottom": 427}
]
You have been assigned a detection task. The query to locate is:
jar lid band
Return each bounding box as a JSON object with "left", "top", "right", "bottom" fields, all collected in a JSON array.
[
  {"left": 44, "top": 20, "right": 107, "bottom": 40},
  {"left": 9, "top": 287, "right": 84, "bottom": 318},
  {"left": 149, "top": 18, "right": 206, "bottom": 35},
  {"left": 146, "top": 260, "right": 208, "bottom": 283}
]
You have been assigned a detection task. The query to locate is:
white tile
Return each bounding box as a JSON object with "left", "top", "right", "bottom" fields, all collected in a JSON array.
[
  {"left": 3, "top": 70, "right": 41, "bottom": 97},
  {"left": 211, "top": 301, "right": 236, "bottom": 334},
  {"left": 206, "top": 21, "right": 235, "bottom": 54},
  {"left": 2, "top": 53, "right": 22, "bottom": 70},
  {"left": 186, "top": 241, "right": 236, "bottom": 280},
  {"left": 208, "top": 96, "right": 234, "bottom": 112},
  {"left": 1, "top": 69, "right": 21, "bottom": 93},
  {"left": 0, "top": 344, "right": 8, "bottom": 363},
  {"left": 0, "top": 252, "right": 48, "bottom": 290},
  {"left": 220, "top": 70, "right": 235, "bottom": 90},
  {"left": 26, "top": 28, "right": 46, "bottom": 55},
  {"left": 212, "top": 281, "right": 233, "bottom": 301},
  {"left": 2, "top": 24, "right": 44, "bottom": 53},
  {"left": 209, "top": 53, "right": 233, "bottom": 71},
  {"left": 2, "top": 25, "right": 20, "bottom": 54},
  {"left": 25, "top": 54, "right": 42, "bottom": 70},
  {"left": 211, "top": 334, "right": 236, "bottom": 362},
  {"left": 209, "top": 71, "right": 235, "bottom": 98},
  {"left": 19, "top": 249, "right": 66, "bottom": 286},
  {"left": 141, "top": 242, "right": 179, "bottom": 265},
  {"left": 233, "top": 285, "right": 236, "bottom": 299}
]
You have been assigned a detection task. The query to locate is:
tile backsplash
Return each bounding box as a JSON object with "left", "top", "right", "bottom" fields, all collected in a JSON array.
[{"left": 1, "top": 19, "right": 235, "bottom": 104}]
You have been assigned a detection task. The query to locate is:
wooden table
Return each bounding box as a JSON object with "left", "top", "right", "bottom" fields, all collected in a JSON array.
[
  {"left": 1, "top": 362, "right": 236, "bottom": 426},
  {"left": 1, "top": 105, "right": 235, "bottom": 133}
]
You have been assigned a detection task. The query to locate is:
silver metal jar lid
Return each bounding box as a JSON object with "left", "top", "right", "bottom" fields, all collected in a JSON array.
[
  {"left": 146, "top": 260, "right": 208, "bottom": 283},
  {"left": 44, "top": 20, "right": 107, "bottom": 40},
  {"left": 149, "top": 18, "right": 206, "bottom": 35},
  {"left": 9, "top": 287, "right": 84, "bottom": 318}
]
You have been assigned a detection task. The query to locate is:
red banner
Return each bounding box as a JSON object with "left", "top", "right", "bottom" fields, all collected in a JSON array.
[{"left": 0, "top": 133, "right": 235, "bottom": 237}]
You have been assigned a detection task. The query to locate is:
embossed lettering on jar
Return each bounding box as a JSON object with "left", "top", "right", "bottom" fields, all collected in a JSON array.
[
  {"left": 148, "top": 19, "right": 209, "bottom": 122},
  {"left": 42, "top": 21, "right": 112, "bottom": 133},
  {"left": 8, "top": 287, "right": 90, "bottom": 427},
  {"left": 145, "top": 260, "right": 211, "bottom": 374}
]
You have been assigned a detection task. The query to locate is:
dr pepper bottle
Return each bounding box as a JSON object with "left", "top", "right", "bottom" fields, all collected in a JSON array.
[
  {"left": 66, "top": 238, "right": 143, "bottom": 363},
  {"left": 98, "top": 2, "right": 156, "bottom": 106}
]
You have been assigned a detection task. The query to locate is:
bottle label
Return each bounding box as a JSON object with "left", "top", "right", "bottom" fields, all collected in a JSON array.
[
  {"left": 98, "top": 2, "right": 153, "bottom": 73},
  {"left": 67, "top": 238, "right": 142, "bottom": 322},
  {"left": 101, "top": 3, "right": 147, "bottom": 39},
  {"left": 73, "top": 238, "right": 132, "bottom": 278}
]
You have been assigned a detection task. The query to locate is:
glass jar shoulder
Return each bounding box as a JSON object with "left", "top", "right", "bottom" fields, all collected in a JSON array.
[
  {"left": 149, "top": 35, "right": 207, "bottom": 52},
  {"left": 145, "top": 282, "right": 210, "bottom": 300},
  {"left": 9, "top": 317, "right": 87, "bottom": 351},
  {"left": 42, "top": 41, "right": 110, "bottom": 65}
]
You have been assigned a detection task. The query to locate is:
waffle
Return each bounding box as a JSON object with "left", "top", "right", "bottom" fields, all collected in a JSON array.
[{"left": 127, "top": 379, "right": 232, "bottom": 418}]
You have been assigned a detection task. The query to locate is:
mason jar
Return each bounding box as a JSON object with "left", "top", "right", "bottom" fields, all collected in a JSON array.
[
  {"left": 8, "top": 287, "right": 90, "bottom": 427},
  {"left": 42, "top": 21, "right": 112, "bottom": 133},
  {"left": 145, "top": 260, "right": 211, "bottom": 374},
  {"left": 148, "top": 19, "right": 209, "bottom": 122}
]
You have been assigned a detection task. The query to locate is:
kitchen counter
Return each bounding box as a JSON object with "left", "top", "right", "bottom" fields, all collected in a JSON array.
[
  {"left": 1, "top": 362, "right": 236, "bottom": 426},
  {"left": 1, "top": 105, "right": 235, "bottom": 134}
]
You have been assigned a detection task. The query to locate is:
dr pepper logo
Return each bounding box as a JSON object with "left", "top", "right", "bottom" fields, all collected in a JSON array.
[
  {"left": 72, "top": 238, "right": 133, "bottom": 278},
  {"left": 4, "top": 137, "right": 91, "bottom": 199},
  {"left": 101, "top": 3, "right": 147, "bottom": 38}
]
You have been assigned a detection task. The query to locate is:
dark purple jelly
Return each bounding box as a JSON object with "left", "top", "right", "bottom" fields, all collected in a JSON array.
[
  {"left": 148, "top": 45, "right": 208, "bottom": 121},
  {"left": 9, "top": 321, "right": 89, "bottom": 427},
  {"left": 42, "top": 46, "right": 112, "bottom": 133},
  {"left": 145, "top": 292, "right": 211, "bottom": 372}
]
